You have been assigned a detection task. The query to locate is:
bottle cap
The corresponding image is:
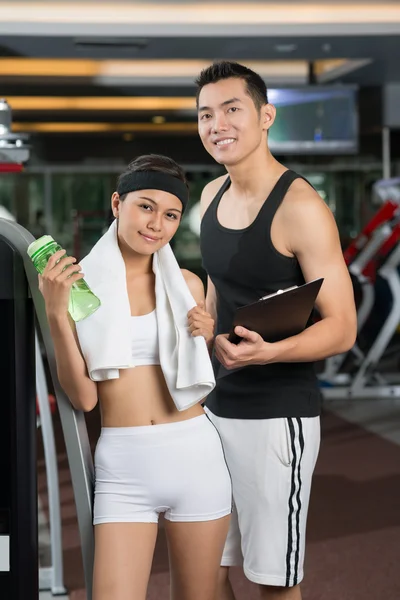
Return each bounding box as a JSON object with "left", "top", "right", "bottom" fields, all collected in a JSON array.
[{"left": 27, "top": 235, "right": 55, "bottom": 259}]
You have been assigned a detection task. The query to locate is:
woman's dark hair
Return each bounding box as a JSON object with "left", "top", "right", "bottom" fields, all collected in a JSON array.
[
  {"left": 195, "top": 61, "right": 268, "bottom": 111},
  {"left": 117, "top": 154, "right": 188, "bottom": 201}
]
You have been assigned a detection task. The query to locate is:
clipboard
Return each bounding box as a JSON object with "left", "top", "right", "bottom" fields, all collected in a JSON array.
[{"left": 228, "top": 278, "right": 324, "bottom": 344}]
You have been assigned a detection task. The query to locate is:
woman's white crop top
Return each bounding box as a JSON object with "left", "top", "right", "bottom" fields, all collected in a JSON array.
[{"left": 131, "top": 310, "right": 160, "bottom": 366}]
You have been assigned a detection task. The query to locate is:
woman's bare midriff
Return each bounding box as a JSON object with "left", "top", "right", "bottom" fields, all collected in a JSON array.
[{"left": 98, "top": 364, "right": 205, "bottom": 427}]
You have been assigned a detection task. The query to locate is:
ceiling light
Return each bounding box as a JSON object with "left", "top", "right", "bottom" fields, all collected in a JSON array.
[
  {"left": 11, "top": 121, "right": 199, "bottom": 134},
  {"left": 5, "top": 96, "right": 196, "bottom": 111}
]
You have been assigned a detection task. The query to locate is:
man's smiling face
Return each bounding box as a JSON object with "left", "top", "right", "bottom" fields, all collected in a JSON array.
[{"left": 197, "top": 77, "right": 273, "bottom": 167}]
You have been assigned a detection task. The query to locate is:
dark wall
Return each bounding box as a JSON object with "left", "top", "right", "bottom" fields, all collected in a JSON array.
[
  {"left": 28, "top": 130, "right": 400, "bottom": 167},
  {"left": 30, "top": 133, "right": 215, "bottom": 166}
]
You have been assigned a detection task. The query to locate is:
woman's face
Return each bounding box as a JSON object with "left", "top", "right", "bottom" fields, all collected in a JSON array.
[{"left": 111, "top": 188, "right": 183, "bottom": 255}]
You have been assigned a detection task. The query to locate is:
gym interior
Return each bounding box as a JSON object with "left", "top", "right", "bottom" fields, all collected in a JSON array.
[{"left": 1, "top": 2, "right": 400, "bottom": 599}]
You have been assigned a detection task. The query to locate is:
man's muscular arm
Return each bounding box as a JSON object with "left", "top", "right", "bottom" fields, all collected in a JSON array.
[
  {"left": 263, "top": 181, "right": 357, "bottom": 362},
  {"left": 205, "top": 277, "right": 217, "bottom": 324},
  {"left": 214, "top": 181, "right": 357, "bottom": 369}
]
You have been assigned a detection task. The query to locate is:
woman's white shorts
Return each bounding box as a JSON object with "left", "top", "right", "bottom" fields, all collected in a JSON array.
[{"left": 93, "top": 414, "right": 232, "bottom": 525}]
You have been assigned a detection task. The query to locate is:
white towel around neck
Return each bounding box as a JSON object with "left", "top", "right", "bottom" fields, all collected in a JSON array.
[{"left": 75, "top": 220, "right": 215, "bottom": 411}]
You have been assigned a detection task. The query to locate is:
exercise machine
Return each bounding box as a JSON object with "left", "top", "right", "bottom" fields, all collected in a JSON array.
[
  {"left": 322, "top": 178, "right": 400, "bottom": 399},
  {"left": 0, "top": 99, "right": 66, "bottom": 597},
  {"left": 321, "top": 210, "right": 400, "bottom": 384},
  {"left": 0, "top": 219, "right": 95, "bottom": 599}
]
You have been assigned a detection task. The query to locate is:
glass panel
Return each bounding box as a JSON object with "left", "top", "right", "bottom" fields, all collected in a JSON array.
[{"left": 1, "top": 165, "right": 385, "bottom": 272}]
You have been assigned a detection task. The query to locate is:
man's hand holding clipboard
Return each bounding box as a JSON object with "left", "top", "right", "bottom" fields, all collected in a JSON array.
[{"left": 214, "top": 278, "right": 324, "bottom": 372}]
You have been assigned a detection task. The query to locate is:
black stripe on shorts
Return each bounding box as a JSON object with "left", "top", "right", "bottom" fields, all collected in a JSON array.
[{"left": 285, "top": 417, "right": 305, "bottom": 587}]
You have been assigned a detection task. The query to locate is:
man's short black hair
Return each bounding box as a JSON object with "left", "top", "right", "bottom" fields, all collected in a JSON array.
[{"left": 195, "top": 61, "right": 268, "bottom": 110}]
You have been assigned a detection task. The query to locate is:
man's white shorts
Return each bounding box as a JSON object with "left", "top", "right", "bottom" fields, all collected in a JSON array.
[{"left": 206, "top": 409, "right": 320, "bottom": 587}]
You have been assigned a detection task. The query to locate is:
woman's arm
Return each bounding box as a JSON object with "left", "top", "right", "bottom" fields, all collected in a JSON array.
[
  {"left": 48, "top": 314, "right": 98, "bottom": 411},
  {"left": 182, "top": 269, "right": 215, "bottom": 352},
  {"left": 39, "top": 249, "right": 98, "bottom": 412}
]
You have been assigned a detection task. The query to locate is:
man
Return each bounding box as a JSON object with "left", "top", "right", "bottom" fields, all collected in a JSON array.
[{"left": 195, "top": 61, "right": 357, "bottom": 600}]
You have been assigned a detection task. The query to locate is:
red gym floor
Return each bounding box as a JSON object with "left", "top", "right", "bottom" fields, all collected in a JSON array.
[{"left": 37, "top": 405, "right": 400, "bottom": 600}]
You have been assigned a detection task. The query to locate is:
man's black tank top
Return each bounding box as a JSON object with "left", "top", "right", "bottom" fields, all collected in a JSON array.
[{"left": 200, "top": 169, "right": 322, "bottom": 419}]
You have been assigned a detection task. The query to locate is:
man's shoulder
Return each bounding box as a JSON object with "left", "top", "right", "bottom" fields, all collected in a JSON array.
[
  {"left": 200, "top": 174, "right": 229, "bottom": 216},
  {"left": 282, "top": 174, "right": 334, "bottom": 234},
  {"left": 284, "top": 175, "right": 326, "bottom": 212}
]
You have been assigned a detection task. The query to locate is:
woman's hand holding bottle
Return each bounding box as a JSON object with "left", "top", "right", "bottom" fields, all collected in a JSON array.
[{"left": 38, "top": 249, "right": 85, "bottom": 319}]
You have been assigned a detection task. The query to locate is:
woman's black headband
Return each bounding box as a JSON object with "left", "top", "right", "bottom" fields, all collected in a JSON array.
[{"left": 117, "top": 171, "right": 189, "bottom": 213}]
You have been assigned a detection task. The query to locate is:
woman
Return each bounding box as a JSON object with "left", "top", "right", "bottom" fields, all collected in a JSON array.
[{"left": 39, "top": 154, "right": 232, "bottom": 600}]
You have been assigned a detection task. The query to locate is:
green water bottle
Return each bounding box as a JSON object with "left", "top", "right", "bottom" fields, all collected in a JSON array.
[{"left": 27, "top": 235, "right": 101, "bottom": 322}]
